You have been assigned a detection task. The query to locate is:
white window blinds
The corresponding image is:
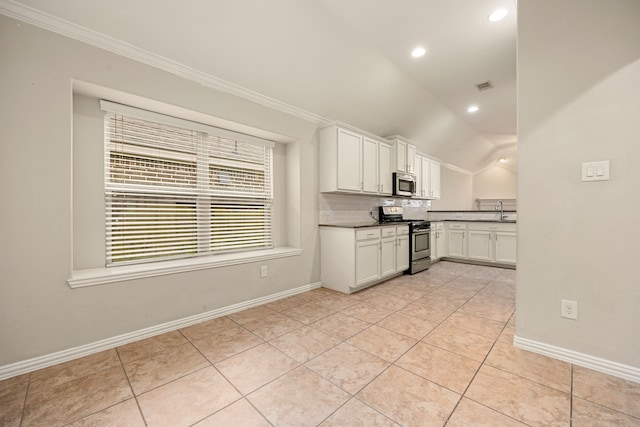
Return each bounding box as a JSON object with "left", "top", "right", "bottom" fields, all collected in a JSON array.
[{"left": 102, "top": 101, "right": 274, "bottom": 266}]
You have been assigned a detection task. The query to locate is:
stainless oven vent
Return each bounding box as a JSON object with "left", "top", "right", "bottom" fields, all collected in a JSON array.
[{"left": 475, "top": 81, "right": 494, "bottom": 91}]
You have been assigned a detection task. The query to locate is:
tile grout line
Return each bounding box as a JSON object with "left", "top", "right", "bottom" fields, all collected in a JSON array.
[
  {"left": 177, "top": 326, "right": 251, "bottom": 424},
  {"left": 570, "top": 363, "right": 574, "bottom": 427},
  {"left": 418, "top": 274, "right": 507, "bottom": 425},
  {"left": 443, "top": 310, "right": 523, "bottom": 426},
  {"left": 18, "top": 373, "right": 31, "bottom": 427},
  {"left": 114, "top": 346, "right": 149, "bottom": 427}
]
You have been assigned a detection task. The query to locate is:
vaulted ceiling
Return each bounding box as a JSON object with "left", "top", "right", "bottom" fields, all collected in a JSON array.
[{"left": 5, "top": 0, "right": 517, "bottom": 173}]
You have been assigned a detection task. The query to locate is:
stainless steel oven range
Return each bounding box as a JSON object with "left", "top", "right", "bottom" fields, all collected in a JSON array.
[{"left": 408, "top": 221, "right": 431, "bottom": 274}]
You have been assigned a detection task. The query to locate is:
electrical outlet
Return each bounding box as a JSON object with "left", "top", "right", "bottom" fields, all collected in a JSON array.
[
  {"left": 260, "top": 265, "right": 268, "bottom": 278},
  {"left": 561, "top": 299, "right": 578, "bottom": 320}
]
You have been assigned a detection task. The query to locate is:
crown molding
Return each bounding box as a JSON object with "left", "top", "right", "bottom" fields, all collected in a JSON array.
[
  {"left": 442, "top": 163, "right": 473, "bottom": 175},
  {"left": 0, "top": 0, "right": 331, "bottom": 126}
]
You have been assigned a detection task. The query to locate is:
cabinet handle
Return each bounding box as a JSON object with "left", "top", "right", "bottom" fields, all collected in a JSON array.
[
  {"left": 381, "top": 184, "right": 383, "bottom": 192},
  {"left": 360, "top": 182, "right": 363, "bottom": 190}
]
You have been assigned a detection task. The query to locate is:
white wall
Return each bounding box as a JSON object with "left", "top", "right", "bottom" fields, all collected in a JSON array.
[
  {"left": 517, "top": 0, "right": 640, "bottom": 370},
  {"left": 472, "top": 166, "right": 516, "bottom": 202},
  {"left": 0, "top": 15, "right": 321, "bottom": 365},
  {"left": 429, "top": 167, "right": 473, "bottom": 211}
]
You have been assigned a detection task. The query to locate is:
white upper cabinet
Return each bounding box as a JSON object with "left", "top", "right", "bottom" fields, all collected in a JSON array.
[
  {"left": 362, "top": 137, "right": 379, "bottom": 193},
  {"left": 335, "top": 127, "right": 362, "bottom": 192},
  {"left": 378, "top": 142, "right": 392, "bottom": 195},
  {"left": 389, "top": 138, "right": 416, "bottom": 174},
  {"left": 320, "top": 126, "right": 439, "bottom": 198},
  {"left": 412, "top": 152, "right": 441, "bottom": 200},
  {"left": 406, "top": 143, "right": 416, "bottom": 174},
  {"left": 421, "top": 156, "right": 431, "bottom": 199},
  {"left": 429, "top": 160, "right": 441, "bottom": 199},
  {"left": 320, "top": 124, "right": 392, "bottom": 196}
]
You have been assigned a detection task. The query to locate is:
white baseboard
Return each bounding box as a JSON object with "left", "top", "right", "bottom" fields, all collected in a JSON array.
[
  {"left": 0, "top": 282, "right": 322, "bottom": 381},
  {"left": 514, "top": 335, "right": 640, "bottom": 384}
]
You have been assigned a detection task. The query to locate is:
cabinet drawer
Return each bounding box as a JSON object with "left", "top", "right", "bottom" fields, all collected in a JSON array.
[
  {"left": 431, "top": 222, "right": 444, "bottom": 230},
  {"left": 356, "top": 228, "right": 381, "bottom": 241},
  {"left": 381, "top": 226, "right": 396, "bottom": 238},
  {"left": 396, "top": 225, "right": 409, "bottom": 235},
  {"left": 447, "top": 222, "right": 467, "bottom": 230},
  {"left": 467, "top": 222, "right": 516, "bottom": 232}
]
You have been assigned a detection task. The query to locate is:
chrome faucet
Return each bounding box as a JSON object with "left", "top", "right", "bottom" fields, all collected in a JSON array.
[{"left": 495, "top": 200, "right": 505, "bottom": 221}]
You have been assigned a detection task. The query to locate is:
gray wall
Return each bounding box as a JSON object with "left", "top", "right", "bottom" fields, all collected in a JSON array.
[
  {"left": 517, "top": 0, "right": 640, "bottom": 368},
  {"left": 0, "top": 15, "right": 321, "bottom": 365}
]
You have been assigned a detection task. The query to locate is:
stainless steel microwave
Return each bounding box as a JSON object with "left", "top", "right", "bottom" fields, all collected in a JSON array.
[{"left": 392, "top": 172, "right": 416, "bottom": 197}]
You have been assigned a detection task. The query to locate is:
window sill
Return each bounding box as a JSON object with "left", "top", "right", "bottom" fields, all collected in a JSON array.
[{"left": 67, "top": 247, "right": 302, "bottom": 288}]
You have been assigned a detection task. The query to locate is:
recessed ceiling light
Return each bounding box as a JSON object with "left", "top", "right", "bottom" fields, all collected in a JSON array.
[
  {"left": 411, "top": 46, "right": 426, "bottom": 58},
  {"left": 499, "top": 158, "right": 507, "bottom": 163},
  {"left": 467, "top": 105, "right": 479, "bottom": 113},
  {"left": 488, "top": 9, "right": 508, "bottom": 22}
]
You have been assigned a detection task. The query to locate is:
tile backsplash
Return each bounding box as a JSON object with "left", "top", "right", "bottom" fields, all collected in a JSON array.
[{"left": 319, "top": 193, "right": 430, "bottom": 224}]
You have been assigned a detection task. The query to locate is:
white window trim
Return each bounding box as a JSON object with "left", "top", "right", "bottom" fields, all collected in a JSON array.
[{"left": 68, "top": 247, "right": 302, "bottom": 288}]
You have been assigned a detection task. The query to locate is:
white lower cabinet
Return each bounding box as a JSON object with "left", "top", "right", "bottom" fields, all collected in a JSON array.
[
  {"left": 446, "top": 223, "right": 468, "bottom": 259},
  {"left": 356, "top": 239, "right": 381, "bottom": 285},
  {"left": 430, "top": 222, "right": 445, "bottom": 261},
  {"left": 495, "top": 232, "right": 517, "bottom": 264},
  {"left": 380, "top": 226, "right": 397, "bottom": 278},
  {"left": 320, "top": 225, "right": 408, "bottom": 294},
  {"left": 444, "top": 222, "right": 516, "bottom": 266},
  {"left": 468, "top": 230, "right": 493, "bottom": 262},
  {"left": 396, "top": 226, "right": 410, "bottom": 272}
]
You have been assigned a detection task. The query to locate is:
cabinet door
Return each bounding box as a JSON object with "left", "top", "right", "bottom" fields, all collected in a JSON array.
[
  {"left": 380, "top": 237, "right": 396, "bottom": 277},
  {"left": 430, "top": 229, "right": 437, "bottom": 260},
  {"left": 378, "top": 143, "right": 392, "bottom": 195},
  {"left": 356, "top": 240, "right": 380, "bottom": 286},
  {"left": 394, "top": 140, "right": 407, "bottom": 171},
  {"left": 421, "top": 157, "right": 430, "bottom": 199},
  {"left": 436, "top": 230, "right": 445, "bottom": 260},
  {"left": 337, "top": 128, "right": 362, "bottom": 192},
  {"left": 414, "top": 154, "right": 422, "bottom": 198},
  {"left": 468, "top": 230, "right": 493, "bottom": 261},
  {"left": 447, "top": 230, "right": 467, "bottom": 258},
  {"left": 362, "top": 137, "right": 378, "bottom": 193},
  {"left": 396, "top": 235, "right": 409, "bottom": 272},
  {"left": 429, "top": 160, "right": 441, "bottom": 199},
  {"left": 407, "top": 144, "right": 416, "bottom": 174},
  {"left": 495, "top": 232, "right": 517, "bottom": 264}
]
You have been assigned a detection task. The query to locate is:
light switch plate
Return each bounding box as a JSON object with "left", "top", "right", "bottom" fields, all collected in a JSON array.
[{"left": 581, "top": 161, "right": 609, "bottom": 182}]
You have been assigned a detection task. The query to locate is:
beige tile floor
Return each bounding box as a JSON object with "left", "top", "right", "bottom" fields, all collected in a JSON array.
[{"left": 2, "top": 261, "right": 640, "bottom": 426}]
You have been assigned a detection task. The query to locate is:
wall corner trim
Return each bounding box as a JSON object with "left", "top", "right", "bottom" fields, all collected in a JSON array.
[
  {"left": 0, "top": 281, "right": 322, "bottom": 381},
  {"left": 514, "top": 335, "right": 640, "bottom": 384},
  {"left": 0, "top": 0, "right": 331, "bottom": 126}
]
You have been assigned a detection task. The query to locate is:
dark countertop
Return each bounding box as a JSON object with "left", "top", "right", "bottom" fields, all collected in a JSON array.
[
  {"left": 319, "top": 222, "right": 410, "bottom": 228},
  {"left": 430, "top": 210, "right": 517, "bottom": 213},
  {"left": 438, "top": 219, "right": 517, "bottom": 223},
  {"left": 320, "top": 219, "right": 516, "bottom": 228}
]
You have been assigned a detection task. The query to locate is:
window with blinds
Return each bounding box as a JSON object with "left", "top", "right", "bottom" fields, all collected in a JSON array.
[{"left": 103, "top": 101, "right": 274, "bottom": 266}]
